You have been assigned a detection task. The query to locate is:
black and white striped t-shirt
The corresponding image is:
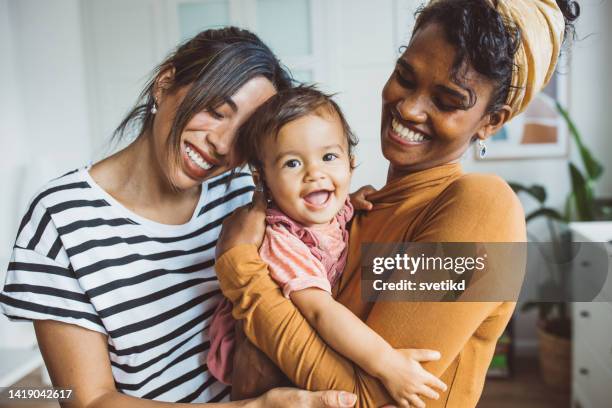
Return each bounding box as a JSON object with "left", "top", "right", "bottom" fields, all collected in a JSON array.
[{"left": 0, "top": 167, "right": 255, "bottom": 402}]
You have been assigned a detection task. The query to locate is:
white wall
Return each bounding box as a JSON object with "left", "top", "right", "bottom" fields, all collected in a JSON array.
[
  {"left": 0, "top": 0, "right": 92, "bottom": 348},
  {"left": 328, "top": 0, "right": 403, "bottom": 189},
  {"left": 82, "top": 0, "right": 170, "bottom": 158},
  {"left": 0, "top": 0, "right": 31, "bottom": 349}
]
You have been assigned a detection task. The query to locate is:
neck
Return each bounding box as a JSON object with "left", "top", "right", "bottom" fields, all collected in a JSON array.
[{"left": 386, "top": 159, "right": 460, "bottom": 184}]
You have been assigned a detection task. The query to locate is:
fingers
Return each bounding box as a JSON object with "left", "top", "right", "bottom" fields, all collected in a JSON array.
[
  {"left": 354, "top": 198, "right": 373, "bottom": 211},
  {"left": 417, "top": 385, "right": 440, "bottom": 401},
  {"left": 395, "top": 398, "right": 410, "bottom": 408},
  {"left": 409, "top": 348, "right": 441, "bottom": 362},
  {"left": 318, "top": 390, "right": 357, "bottom": 407},
  {"left": 424, "top": 372, "right": 447, "bottom": 392},
  {"left": 349, "top": 185, "right": 377, "bottom": 211},
  {"left": 350, "top": 193, "right": 373, "bottom": 211},
  {"left": 407, "top": 394, "right": 425, "bottom": 408},
  {"left": 362, "top": 184, "right": 377, "bottom": 194}
]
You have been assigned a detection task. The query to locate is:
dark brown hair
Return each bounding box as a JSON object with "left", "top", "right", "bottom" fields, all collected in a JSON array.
[
  {"left": 235, "top": 85, "right": 357, "bottom": 173},
  {"left": 113, "top": 26, "right": 293, "bottom": 163}
]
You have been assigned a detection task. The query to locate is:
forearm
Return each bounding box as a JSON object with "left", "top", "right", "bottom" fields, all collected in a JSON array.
[
  {"left": 215, "top": 245, "right": 391, "bottom": 406},
  {"left": 365, "top": 301, "right": 508, "bottom": 376},
  {"left": 292, "top": 289, "right": 394, "bottom": 379}
]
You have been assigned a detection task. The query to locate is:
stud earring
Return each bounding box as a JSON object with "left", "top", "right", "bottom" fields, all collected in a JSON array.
[
  {"left": 478, "top": 139, "right": 487, "bottom": 159},
  {"left": 151, "top": 101, "right": 158, "bottom": 115}
]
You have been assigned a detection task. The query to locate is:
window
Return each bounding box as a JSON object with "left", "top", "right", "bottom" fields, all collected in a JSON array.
[{"left": 169, "top": 0, "right": 323, "bottom": 84}]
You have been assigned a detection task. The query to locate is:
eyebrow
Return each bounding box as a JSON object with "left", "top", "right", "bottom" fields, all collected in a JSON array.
[
  {"left": 224, "top": 97, "right": 237, "bottom": 112},
  {"left": 435, "top": 85, "right": 472, "bottom": 104},
  {"left": 397, "top": 58, "right": 475, "bottom": 108},
  {"left": 273, "top": 144, "right": 345, "bottom": 165},
  {"left": 322, "top": 143, "right": 345, "bottom": 151},
  {"left": 397, "top": 58, "right": 414, "bottom": 75}
]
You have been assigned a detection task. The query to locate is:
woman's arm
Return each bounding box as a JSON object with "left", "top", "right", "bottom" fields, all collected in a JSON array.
[{"left": 33, "top": 320, "right": 356, "bottom": 408}]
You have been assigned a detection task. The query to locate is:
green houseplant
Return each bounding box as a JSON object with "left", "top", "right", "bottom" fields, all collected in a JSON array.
[{"left": 509, "top": 101, "right": 609, "bottom": 388}]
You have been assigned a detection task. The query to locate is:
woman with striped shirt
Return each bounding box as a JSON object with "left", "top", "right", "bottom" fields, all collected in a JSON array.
[{"left": 0, "top": 27, "right": 357, "bottom": 408}]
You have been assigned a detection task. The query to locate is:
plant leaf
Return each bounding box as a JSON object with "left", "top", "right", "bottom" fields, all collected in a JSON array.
[
  {"left": 569, "top": 162, "right": 594, "bottom": 221},
  {"left": 526, "top": 207, "right": 566, "bottom": 223},
  {"left": 564, "top": 193, "right": 574, "bottom": 220},
  {"left": 556, "top": 101, "right": 604, "bottom": 180},
  {"left": 509, "top": 182, "right": 527, "bottom": 194},
  {"left": 528, "top": 185, "right": 547, "bottom": 203},
  {"left": 509, "top": 182, "right": 547, "bottom": 203}
]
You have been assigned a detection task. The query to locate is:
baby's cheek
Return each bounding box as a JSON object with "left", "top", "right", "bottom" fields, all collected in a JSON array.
[{"left": 336, "top": 170, "right": 353, "bottom": 199}]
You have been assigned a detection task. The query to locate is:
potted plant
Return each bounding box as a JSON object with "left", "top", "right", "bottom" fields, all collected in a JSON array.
[{"left": 509, "top": 102, "right": 610, "bottom": 389}]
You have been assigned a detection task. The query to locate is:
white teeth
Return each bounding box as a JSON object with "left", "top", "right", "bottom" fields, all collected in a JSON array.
[
  {"left": 391, "top": 118, "right": 427, "bottom": 143},
  {"left": 185, "top": 145, "right": 213, "bottom": 170}
]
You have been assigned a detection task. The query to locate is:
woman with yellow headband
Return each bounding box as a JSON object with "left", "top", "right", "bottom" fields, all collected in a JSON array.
[{"left": 214, "top": 0, "right": 580, "bottom": 407}]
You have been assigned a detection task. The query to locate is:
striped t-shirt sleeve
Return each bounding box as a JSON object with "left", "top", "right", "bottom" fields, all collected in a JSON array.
[{"left": 0, "top": 200, "right": 106, "bottom": 335}]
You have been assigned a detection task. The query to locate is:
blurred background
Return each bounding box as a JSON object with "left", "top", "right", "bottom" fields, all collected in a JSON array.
[{"left": 1, "top": 0, "right": 611, "bottom": 407}]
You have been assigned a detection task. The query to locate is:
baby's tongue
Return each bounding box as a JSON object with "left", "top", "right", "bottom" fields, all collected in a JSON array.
[{"left": 303, "top": 191, "right": 330, "bottom": 205}]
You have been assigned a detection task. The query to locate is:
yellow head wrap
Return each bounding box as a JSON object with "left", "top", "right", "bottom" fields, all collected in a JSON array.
[{"left": 493, "top": 0, "right": 566, "bottom": 118}]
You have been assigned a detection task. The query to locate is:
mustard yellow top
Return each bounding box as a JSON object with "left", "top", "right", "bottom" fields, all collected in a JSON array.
[{"left": 216, "top": 163, "right": 526, "bottom": 407}]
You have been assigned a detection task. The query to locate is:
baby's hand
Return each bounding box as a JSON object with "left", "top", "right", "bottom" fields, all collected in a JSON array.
[
  {"left": 379, "top": 348, "right": 447, "bottom": 408},
  {"left": 350, "top": 185, "right": 377, "bottom": 211}
]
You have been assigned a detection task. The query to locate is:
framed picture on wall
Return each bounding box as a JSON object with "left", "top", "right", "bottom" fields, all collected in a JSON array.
[{"left": 475, "top": 65, "right": 570, "bottom": 161}]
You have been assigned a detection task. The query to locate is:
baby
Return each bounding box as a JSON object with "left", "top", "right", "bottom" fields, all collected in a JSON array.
[{"left": 208, "top": 86, "right": 445, "bottom": 406}]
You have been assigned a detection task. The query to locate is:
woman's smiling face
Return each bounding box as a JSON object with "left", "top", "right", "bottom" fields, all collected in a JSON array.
[
  {"left": 152, "top": 75, "right": 277, "bottom": 190},
  {"left": 380, "top": 22, "right": 508, "bottom": 177}
]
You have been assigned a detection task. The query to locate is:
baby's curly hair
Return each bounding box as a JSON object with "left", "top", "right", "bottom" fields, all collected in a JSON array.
[{"left": 234, "top": 85, "right": 357, "bottom": 174}]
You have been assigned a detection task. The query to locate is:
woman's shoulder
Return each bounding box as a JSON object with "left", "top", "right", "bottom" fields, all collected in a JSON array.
[
  {"left": 14, "top": 167, "right": 95, "bottom": 247},
  {"left": 444, "top": 172, "right": 522, "bottom": 211},
  {"left": 416, "top": 172, "right": 526, "bottom": 242},
  {"left": 26, "top": 167, "right": 93, "bottom": 210}
]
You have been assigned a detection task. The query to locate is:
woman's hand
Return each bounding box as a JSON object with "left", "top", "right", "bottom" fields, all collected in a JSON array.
[
  {"left": 216, "top": 191, "right": 267, "bottom": 258},
  {"left": 350, "top": 185, "right": 377, "bottom": 211},
  {"left": 379, "top": 348, "right": 447, "bottom": 408},
  {"left": 258, "top": 388, "right": 357, "bottom": 408}
]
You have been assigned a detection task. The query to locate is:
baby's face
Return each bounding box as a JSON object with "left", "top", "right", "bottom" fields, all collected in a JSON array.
[{"left": 262, "top": 111, "right": 352, "bottom": 227}]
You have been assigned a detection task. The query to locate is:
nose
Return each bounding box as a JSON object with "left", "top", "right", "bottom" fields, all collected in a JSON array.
[
  {"left": 206, "top": 128, "right": 234, "bottom": 157},
  {"left": 396, "top": 95, "right": 428, "bottom": 124},
  {"left": 304, "top": 162, "right": 326, "bottom": 183}
]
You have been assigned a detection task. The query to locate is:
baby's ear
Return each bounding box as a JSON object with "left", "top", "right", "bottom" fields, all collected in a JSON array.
[
  {"left": 251, "top": 166, "right": 268, "bottom": 196},
  {"left": 251, "top": 166, "right": 262, "bottom": 186}
]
